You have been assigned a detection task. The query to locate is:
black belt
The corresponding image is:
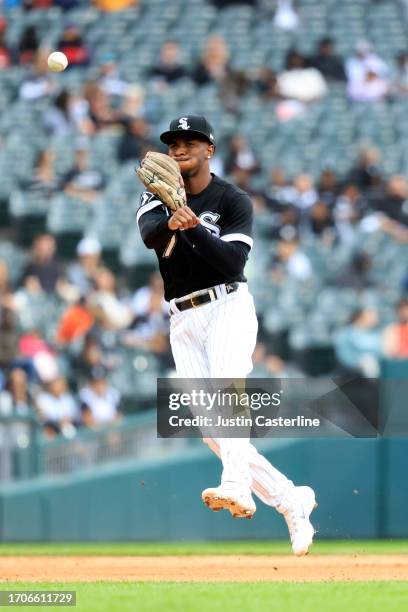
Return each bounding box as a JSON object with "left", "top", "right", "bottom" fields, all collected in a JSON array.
[{"left": 175, "top": 282, "right": 240, "bottom": 312}]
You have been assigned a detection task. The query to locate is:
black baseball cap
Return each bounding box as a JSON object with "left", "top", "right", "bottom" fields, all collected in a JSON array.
[{"left": 160, "top": 115, "right": 215, "bottom": 146}]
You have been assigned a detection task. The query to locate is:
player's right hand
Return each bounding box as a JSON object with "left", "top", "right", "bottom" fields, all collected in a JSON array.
[{"left": 168, "top": 206, "right": 200, "bottom": 231}]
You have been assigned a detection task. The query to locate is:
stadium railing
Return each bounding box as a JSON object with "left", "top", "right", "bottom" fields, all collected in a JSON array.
[{"left": 0, "top": 411, "right": 191, "bottom": 482}]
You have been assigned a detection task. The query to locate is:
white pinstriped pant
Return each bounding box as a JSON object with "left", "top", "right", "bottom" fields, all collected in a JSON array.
[{"left": 169, "top": 283, "right": 295, "bottom": 510}]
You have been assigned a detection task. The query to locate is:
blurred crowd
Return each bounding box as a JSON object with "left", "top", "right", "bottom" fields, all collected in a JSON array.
[
  {"left": 0, "top": 2, "right": 408, "bottom": 439},
  {"left": 0, "top": 233, "right": 171, "bottom": 437}
]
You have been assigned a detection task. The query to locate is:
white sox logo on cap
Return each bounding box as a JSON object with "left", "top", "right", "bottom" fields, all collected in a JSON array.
[{"left": 178, "top": 117, "right": 190, "bottom": 130}]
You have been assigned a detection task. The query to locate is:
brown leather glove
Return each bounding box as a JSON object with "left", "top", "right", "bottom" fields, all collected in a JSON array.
[{"left": 136, "top": 151, "right": 186, "bottom": 212}]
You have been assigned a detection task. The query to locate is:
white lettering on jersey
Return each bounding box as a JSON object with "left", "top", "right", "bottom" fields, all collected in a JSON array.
[
  {"left": 178, "top": 117, "right": 190, "bottom": 130},
  {"left": 199, "top": 212, "right": 220, "bottom": 237}
]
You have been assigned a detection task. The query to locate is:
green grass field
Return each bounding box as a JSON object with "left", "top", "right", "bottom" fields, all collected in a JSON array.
[
  {"left": 0, "top": 539, "right": 407, "bottom": 556},
  {"left": 1, "top": 582, "right": 407, "bottom": 612},
  {"left": 1, "top": 542, "right": 407, "bottom": 612}
]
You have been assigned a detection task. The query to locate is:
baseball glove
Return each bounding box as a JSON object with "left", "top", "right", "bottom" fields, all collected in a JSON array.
[{"left": 136, "top": 151, "right": 186, "bottom": 212}]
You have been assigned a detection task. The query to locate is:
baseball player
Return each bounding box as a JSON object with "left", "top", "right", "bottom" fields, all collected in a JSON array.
[{"left": 136, "top": 115, "right": 316, "bottom": 555}]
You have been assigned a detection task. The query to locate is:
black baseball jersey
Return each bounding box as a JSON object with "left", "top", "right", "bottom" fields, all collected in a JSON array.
[{"left": 136, "top": 174, "right": 253, "bottom": 301}]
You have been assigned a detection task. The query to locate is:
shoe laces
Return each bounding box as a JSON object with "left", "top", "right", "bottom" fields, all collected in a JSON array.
[{"left": 283, "top": 503, "right": 303, "bottom": 540}]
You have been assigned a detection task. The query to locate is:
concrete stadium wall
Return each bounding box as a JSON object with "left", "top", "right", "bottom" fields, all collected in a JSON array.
[{"left": 0, "top": 438, "right": 406, "bottom": 541}]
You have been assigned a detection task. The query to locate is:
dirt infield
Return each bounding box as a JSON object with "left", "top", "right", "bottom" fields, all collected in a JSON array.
[{"left": 1, "top": 555, "right": 408, "bottom": 582}]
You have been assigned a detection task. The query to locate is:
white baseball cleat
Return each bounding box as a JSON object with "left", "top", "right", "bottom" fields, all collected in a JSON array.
[
  {"left": 202, "top": 483, "right": 256, "bottom": 519},
  {"left": 282, "top": 486, "right": 317, "bottom": 557}
]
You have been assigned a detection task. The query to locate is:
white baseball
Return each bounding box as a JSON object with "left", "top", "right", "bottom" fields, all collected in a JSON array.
[{"left": 47, "top": 51, "right": 68, "bottom": 72}]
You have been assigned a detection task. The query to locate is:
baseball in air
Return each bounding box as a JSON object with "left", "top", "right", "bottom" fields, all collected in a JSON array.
[{"left": 47, "top": 51, "right": 68, "bottom": 72}]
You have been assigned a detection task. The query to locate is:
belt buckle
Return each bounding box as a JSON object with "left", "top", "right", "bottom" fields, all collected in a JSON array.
[{"left": 190, "top": 295, "right": 200, "bottom": 308}]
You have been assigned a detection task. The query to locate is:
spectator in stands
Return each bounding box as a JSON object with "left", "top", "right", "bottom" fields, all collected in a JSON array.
[
  {"left": 334, "top": 252, "right": 374, "bottom": 291},
  {"left": 309, "top": 38, "right": 346, "bottom": 82},
  {"left": 346, "top": 41, "right": 389, "bottom": 84},
  {"left": 192, "top": 36, "right": 231, "bottom": 86},
  {"left": 130, "top": 275, "right": 164, "bottom": 317},
  {"left": 122, "top": 272, "right": 169, "bottom": 360},
  {"left": 79, "top": 364, "right": 122, "bottom": 428},
  {"left": 117, "top": 117, "right": 154, "bottom": 164},
  {"left": 54, "top": 0, "right": 81, "bottom": 9},
  {"left": 19, "top": 49, "right": 56, "bottom": 100},
  {"left": 89, "top": 266, "right": 132, "bottom": 330},
  {"left": 23, "top": 0, "right": 53, "bottom": 7},
  {"left": 290, "top": 174, "right": 318, "bottom": 210},
  {"left": 307, "top": 200, "right": 336, "bottom": 244},
  {"left": 21, "top": 234, "right": 62, "bottom": 294},
  {"left": 56, "top": 295, "right": 95, "bottom": 345},
  {"left": 18, "top": 328, "right": 59, "bottom": 383},
  {"left": 0, "top": 368, "right": 32, "bottom": 417},
  {"left": 277, "top": 49, "right": 327, "bottom": 102},
  {"left": 271, "top": 236, "right": 312, "bottom": 282},
  {"left": 18, "top": 25, "right": 39, "bottom": 65},
  {"left": 273, "top": 0, "right": 299, "bottom": 32},
  {"left": 83, "top": 80, "right": 120, "bottom": 131},
  {"left": 57, "top": 23, "right": 90, "bottom": 68},
  {"left": 251, "top": 342, "right": 274, "bottom": 377},
  {"left": 254, "top": 67, "right": 279, "bottom": 101},
  {"left": 44, "top": 90, "right": 94, "bottom": 137},
  {"left": 347, "top": 147, "right": 383, "bottom": 191},
  {"left": 334, "top": 183, "right": 368, "bottom": 245},
  {"left": 379, "top": 215, "right": 408, "bottom": 244},
  {"left": 149, "top": 41, "right": 188, "bottom": 85},
  {"left": 97, "top": 53, "right": 129, "bottom": 99},
  {"left": 383, "top": 298, "right": 408, "bottom": 359},
  {"left": 93, "top": 0, "right": 137, "bottom": 11},
  {"left": 266, "top": 205, "right": 300, "bottom": 240},
  {"left": 378, "top": 175, "right": 408, "bottom": 226},
  {"left": 394, "top": 52, "right": 408, "bottom": 96},
  {"left": 13, "top": 275, "right": 42, "bottom": 322},
  {"left": 120, "top": 84, "right": 146, "bottom": 120},
  {"left": 62, "top": 148, "right": 106, "bottom": 205},
  {"left": 20, "top": 149, "right": 58, "bottom": 199},
  {"left": 333, "top": 308, "right": 383, "bottom": 377},
  {"left": 0, "top": 308, "right": 19, "bottom": 371},
  {"left": 0, "top": 16, "right": 12, "bottom": 69},
  {"left": 229, "top": 168, "right": 266, "bottom": 209},
  {"left": 348, "top": 68, "right": 390, "bottom": 103},
  {"left": 36, "top": 375, "right": 80, "bottom": 438},
  {"left": 284, "top": 49, "right": 307, "bottom": 72},
  {"left": 74, "top": 334, "right": 108, "bottom": 383},
  {"left": 66, "top": 237, "right": 102, "bottom": 297},
  {"left": 251, "top": 342, "right": 302, "bottom": 378},
  {"left": 263, "top": 168, "right": 295, "bottom": 207},
  {"left": 317, "top": 168, "right": 338, "bottom": 206},
  {"left": 346, "top": 41, "right": 390, "bottom": 103},
  {"left": 0, "top": 259, "right": 14, "bottom": 310},
  {"left": 192, "top": 36, "right": 248, "bottom": 112},
  {"left": 224, "top": 135, "right": 260, "bottom": 176}
]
